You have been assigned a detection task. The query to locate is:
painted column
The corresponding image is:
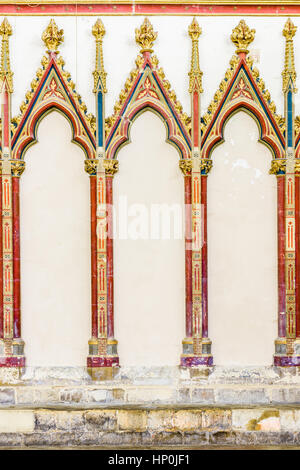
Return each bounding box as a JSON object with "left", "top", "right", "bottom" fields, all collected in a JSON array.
[
  {"left": 274, "top": 19, "right": 300, "bottom": 365},
  {"left": 0, "top": 18, "right": 25, "bottom": 371},
  {"left": 180, "top": 18, "right": 213, "bottom": 367},
  {"left": 86, "top": 19, "right": 119, "bottom": 380}
]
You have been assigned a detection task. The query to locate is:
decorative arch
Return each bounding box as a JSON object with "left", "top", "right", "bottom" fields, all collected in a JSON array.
[
  {"left": 11, "top": 51, "right": 96, "bottom": 160},
  {"left": 201, "top": 56, "right": 285, "bottom": 161},
  {"left": 105, "top": 54, "right": 191, "bottom": 160}
]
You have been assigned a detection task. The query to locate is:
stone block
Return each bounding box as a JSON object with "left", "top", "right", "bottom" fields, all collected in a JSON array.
[
  {"left": 56, "top": 411, "right": 85, "bottom": 431},
  {"left": 0, "top": 410, "right": 34, "bottom": 433},
  {"left": 182, "top": 432, "right": 209, "bottom": 446},
  {"left": 35, "top": 410, "right": 57, "bottom": 431},
  {"left": 0, "top": 388, "right": 15, "bottom": 405},
  {"left": 126, "top": 387, "right": 174, "bottom": 403},
  {"left": 85, "top": 410, "right": 117, "bottom": 431},
  {"left": 117, "top": 410, "right": 147, "bottom": 432},
  {"left": 232, "top": 408, "right": 280, "bottom": 431},
  {"left": 280, "top": 410, "right": 300, "bottom": 432},
  {"left": 173, "top": 410, "right": 202, "bottom": 431},
  {"left": 202, "top": 409, "right": 231, "bottom": 431},
  {"left": 191, "top": 388, "right": 215, "bottom": 404},
  {"left": 86, "top": 389, "right": 108, "bottom": 403},
  {"left": 272, "top": 388, "right": 300, "bottom": 404},
  {"left": 216, "top": 388, "right": 269, "bottom": 405}
]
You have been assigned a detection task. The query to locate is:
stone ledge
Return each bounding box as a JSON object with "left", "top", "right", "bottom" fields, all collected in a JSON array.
[{"left": 0, "top": 407, "right": 296, "bottom": 447}]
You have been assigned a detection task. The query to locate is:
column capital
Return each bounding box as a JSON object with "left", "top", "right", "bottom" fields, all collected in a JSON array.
[
  {"left": 84, "top": 159, "right": 99, "bottom": 176},
  {"left": 10, "top": 160, "right": 26, "bottom": 177},
  {"left": 103, "top": 159, "right": 119, "bottom": 177},
  {"left": 269, "top": 158, "right": 287, "bottom": 175},
  {"left": 179, "top": 158, "right": 213, "bottom": 176},
  {"left": 0, "top": 160, "right": 26, "bottom": 177},
  {"left": 179, "top": 159, "right": 192, "bottom": 176},
  {"left": 201, "top": 158, "right": 213, "bottom": 175}
]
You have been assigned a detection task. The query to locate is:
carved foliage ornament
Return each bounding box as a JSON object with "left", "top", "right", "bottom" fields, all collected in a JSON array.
[
  {"left": 42, "top": 19, "right": 64, "bottom": 52},
  {"left": 135, "top": 17, "right": 158, "bottom": 53},
  {"left": 11, "top": 20, "right": 96, "bottom": 138},
  {"left": 179, "top": 159, "right": 212, "bottom": 175},
  {"left": 230, "top": 20, "right": 255, "bottom": 54},
  {"left": 269, "top": 159, "right": 286, "bottom": 175},
  {"left": 84, "top": 159, "right": 119, "bottom": 176}
]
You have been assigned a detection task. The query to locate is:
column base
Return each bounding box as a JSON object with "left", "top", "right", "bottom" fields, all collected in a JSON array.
[
  {"left": 274, "top": 337, "right": 300, "bottom": 366},
  {"left": 87, "top": 338, "right": 119, "bottom": 380},
  {"left": 180, "top": 337, "right": 213, "bottom": 367},
  {"left": 0, "top": 339, "right": 25, "bottom": 368}
]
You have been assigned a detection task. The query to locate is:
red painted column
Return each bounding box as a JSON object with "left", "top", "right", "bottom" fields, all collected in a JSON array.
[
  {"left": 106, "top": 175, "right": 114, "bottom": 339},
  {"left": 184, "top": 175, "right": 192, "bottom": 338},
  {"left": 278, "top": 176, "right": 286, "bottom": 338},
  {"left": 296, "top": 176, "right": 300, "bottom": 337},
  {"left": 201, "top": 175, "right": 208, "bottom": 338},
  {"left": 12, "top": 177, "right": 20, "bottom": 339},
  {"left": 0, "top": 174, "right": 3, "bottom": 340},
  {"left": 90, "top": 176, "right": 98, "bottom": 338}
]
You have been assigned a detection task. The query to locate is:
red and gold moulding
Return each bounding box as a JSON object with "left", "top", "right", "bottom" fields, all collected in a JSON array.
[
  {"left": 2, "top": 1, "right": 300, "bottom": 17},
  {"left": 11, "top": 20, "right": 96, "bottom": 160},
  {"left": 105, "top": 18, "right": 191, "bottom": 160}
]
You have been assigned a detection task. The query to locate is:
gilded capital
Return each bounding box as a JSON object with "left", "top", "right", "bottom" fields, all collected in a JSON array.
[
  {"left": 103, "top": 159, "right": 119, "bottom": 176},
  {"left": 0, "top": 18, "right": 13, "bottom": 92},
  {"left": 42, "top": 19, "right": 64, "bottom": 52},
  {"left": 179, "top": 159, "right": 193, "bottom": 176},
  {"left": 135, "top": 18, "right": 157, "bottom": 54},
  {"left": 295, "top": 159, "right": 300, "bottom": 175},
  {"left": 10, "top": 160, "right": 26, "bottom": 177},
  {"left": 230, "top": 20, "right": 255, "bottom": 55},
  {"left": 201, "top": 159, "right": 213, "bottom": 175},
  {"left": 269, "top": 159, "right": 286, "bottom": 175},
  {"left": 84, "top": 159, "right": 99, "bottom": 176},
  {"left": 92, "top": 19, "right": 107, "bottom": 93}
]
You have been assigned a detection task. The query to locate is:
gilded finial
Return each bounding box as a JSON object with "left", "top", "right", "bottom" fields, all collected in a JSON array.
[
  {"left": 92, "top": 18, "right": 107, "bottom": 93},
  {"left": 282, "top": 18, "right": 297, "bottom": 93},
  {"left": 188, "top": 17, "right": 201, "bottom": 41},
  {"left": 188, "top": 18, "right": 203, "bottom": 93},
  {"left": 135, "top": 18, "right": 157, "bottom": 54},
  {"left": 230, "top": 20, "right": 255, "bottom": 55},
  {"left": 0, "top": 18, "right": 13, "bottom": 92},
  {"left": 42, "top": 19, "right": 64, "bottom": 52}
]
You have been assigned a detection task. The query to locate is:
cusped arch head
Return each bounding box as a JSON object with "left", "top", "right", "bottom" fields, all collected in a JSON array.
[
  {"left": 106, "top": 97, "right": 191, "bottom": 161},
  {"left": 12, "top": 99, "right": 96, "bottom": 160},
  {"left": 202, "top": 100, "right": 284, "bottom": 160}
]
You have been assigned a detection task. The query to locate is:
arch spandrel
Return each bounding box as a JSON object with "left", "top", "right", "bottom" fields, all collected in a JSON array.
[
  {"left": 201, "top": 55, "right": 285, "bottom": 161},
  {"left": 104, "top": 54, "right": 192, "bottom": 160},
  {"left": 11, "top": 53, "right": 96, "bottom": 160}
]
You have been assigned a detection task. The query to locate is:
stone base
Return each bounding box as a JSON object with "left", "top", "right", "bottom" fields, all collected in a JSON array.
[
  {"left": 0, "top": 406, "right": 299, "bottom": 448},
  {"left": 274, "top": 356, "right": 300, "bottom": 366},
  {"left": 181, "top": 337, "right": 213, "bottom": 367},
  {"left": 180, "top": 356, "right": 213, "bottom": 367},
  {"left": 87, "top": 366, "right": 119, "bottom": 381}
]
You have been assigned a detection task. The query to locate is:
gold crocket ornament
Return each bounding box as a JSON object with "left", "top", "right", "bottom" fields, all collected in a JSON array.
[
  {"left": 230, "top": 19, "right": 255, "bottom": 54},
  {"left": 42, "top": 19, "right": 64, "bottom": 52}
]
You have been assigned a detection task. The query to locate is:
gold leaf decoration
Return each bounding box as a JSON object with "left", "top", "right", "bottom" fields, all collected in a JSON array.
[
  {"left": 230, "top": 20, "right": 255, "bottom": 54},
  {"left": 135, "top": 18, "right": 157, "bottom": 54}
]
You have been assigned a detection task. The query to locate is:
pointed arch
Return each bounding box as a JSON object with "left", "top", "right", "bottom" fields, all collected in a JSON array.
[
  {"left": 11, "top": 54, "right": 96, "bottom": 160},
  {"left": 201, "top": 57, "right": 285, "bottom": 161},
  {"left": 105, "top": 56, "right": 191, "bottom": 160}
]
